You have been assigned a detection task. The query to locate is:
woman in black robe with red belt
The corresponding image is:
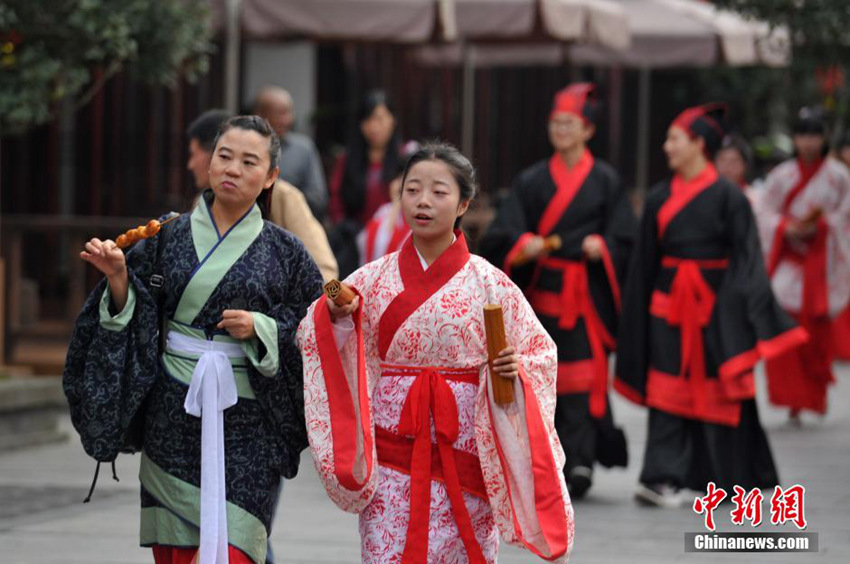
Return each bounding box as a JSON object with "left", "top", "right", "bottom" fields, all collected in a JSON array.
[
  {"left": 479, "top": 84, "right": 636, "bottom": 499},
  {"left": 615, "top": 104, "right": 807, "bottom": 508}
]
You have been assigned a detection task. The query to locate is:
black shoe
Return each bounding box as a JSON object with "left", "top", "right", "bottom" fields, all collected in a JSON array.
[
  {"left": 567, "top": 466, "right": 593, "bottom": 500},
  {"left": 635, "top": 482, "right": 683, "bottom": 508}
]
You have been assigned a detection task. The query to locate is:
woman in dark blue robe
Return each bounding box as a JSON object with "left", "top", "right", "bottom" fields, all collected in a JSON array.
[{"left": 63, "top": 116, "right": 323, "bottom": 563}]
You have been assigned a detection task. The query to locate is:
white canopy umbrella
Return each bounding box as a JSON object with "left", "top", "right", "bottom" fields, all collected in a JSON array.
[
  {"left": 241, "top": 0, "right": 440, "bottom": 42},
  {"left": 440, "top": 0, "right": 788, "bottom": 189},
  {"left": 440, "top": 0, "right": 632, "bottom": 153},
  {"left": 446, "top": 0, "right": 630, "bottom": 50}
]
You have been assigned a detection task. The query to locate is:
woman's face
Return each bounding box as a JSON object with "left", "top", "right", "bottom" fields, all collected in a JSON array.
[
  {"left": 360, "top": 104, "right": 396, "bottom": 151},
  {"left": 548, "top": 112, "right": 594, "bottom": 153},
  {"left": 401, "top": 160, "right": 469, "bottom": 241},
  {"left": 208, "top": 128, "right": 278, "bottom": 209},
  {"left": 715, "top": 147, "right": 747, "bottom": 186},
  {"left": 794, "top": 133, "right": 825, "bottom": 162},
  {"left": 664, "top": 126, "right": 704, "bottom": 172}
]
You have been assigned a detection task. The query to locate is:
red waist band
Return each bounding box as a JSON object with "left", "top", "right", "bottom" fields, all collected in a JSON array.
[
  {"left": 375, "top": 426, "right": 487, "bottom": 499},
  {"left": 381, "top": 364, "right": 479, "bottom": 384}
]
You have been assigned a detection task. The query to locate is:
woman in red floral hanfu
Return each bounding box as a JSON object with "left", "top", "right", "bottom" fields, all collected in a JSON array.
[{"left": 297, "top": 143, "right": 573, "bottom": 563}]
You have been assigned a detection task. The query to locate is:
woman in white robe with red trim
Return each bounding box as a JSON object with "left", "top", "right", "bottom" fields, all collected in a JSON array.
[
  {"left": 297, "top": 143, "right": 573, "bottom": 563},
  {"left": 755, "top": 112, "right": 850, "bottom": 418}
]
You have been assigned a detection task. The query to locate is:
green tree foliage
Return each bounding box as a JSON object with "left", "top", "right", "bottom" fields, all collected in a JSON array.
[
  {"left": 714, "top": 0, "right": 850, "bottom": 64},
  {"left": 0, "top": 0, "right": 214, "bottom": 135},
  {"left": 705, "top": 1, "right": 850, "bottom": 145}
]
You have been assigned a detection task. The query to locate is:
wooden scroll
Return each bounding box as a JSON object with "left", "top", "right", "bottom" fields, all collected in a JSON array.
[
  {"left": 323, "top": 279, "right": 356, "bottom": 307},
  {"left": 510, "top": 234, "right": 562, "bottom": 267},
  {"left": 484, "top": 304, "right": 515, "bottom": 406}
]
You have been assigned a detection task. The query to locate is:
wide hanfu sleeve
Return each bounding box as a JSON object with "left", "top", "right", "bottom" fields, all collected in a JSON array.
[
  {"left": 296, "top": 264, "right": 381, "bottom": 513},
  {"left": 613, "top": 187, "right": 664, "bottom": 405},
  {"left": 475, "top": 268, "right": 574, "bottom": 563},
  {"left": 478, "top": 172, "right": 540, "bottom": 287},
  {"left": 713, "top": 190, "right": 807, "bottom": 386},
  {"left": 63, "top": 231, "right": 164, "bottom": 463}
]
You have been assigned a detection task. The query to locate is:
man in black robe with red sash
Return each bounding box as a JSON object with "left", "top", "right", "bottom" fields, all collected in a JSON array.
[{"left": 479, "top": 83, "right": 636, "bottom": 499}]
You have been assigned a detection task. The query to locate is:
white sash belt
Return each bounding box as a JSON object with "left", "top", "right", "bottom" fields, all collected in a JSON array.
[{"left": 168, "top": 331, "right": 245, "bottom": 564}]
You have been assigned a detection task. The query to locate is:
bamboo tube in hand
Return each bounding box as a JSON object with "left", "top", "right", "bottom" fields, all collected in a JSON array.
[
  {"left": 510, "top": 234, "right": 562, "bottom": 267},
  {"left": 323, "top": 279, "right": 356, "bottom": 307},
  {"left": 484, "top": 304, "right": 515, "bottom": 406}
]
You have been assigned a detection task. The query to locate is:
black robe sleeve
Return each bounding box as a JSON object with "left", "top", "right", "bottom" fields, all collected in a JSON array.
[
  {"left": 62, "top": 230, "right": 166, "bottom": 463},
  {"left": 711, "top": 188, "right": 801, "bottom": 375},
  {"left": 614, "top": 185, "right": 665, "bottom": 403},
  {"left": 478, "top": 169, "right": 541, "bottom": 288},
  {"left": 600, "top": 169, "right": 638, "bottom": 284}
]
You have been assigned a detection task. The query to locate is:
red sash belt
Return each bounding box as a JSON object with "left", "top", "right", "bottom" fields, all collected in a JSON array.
[
  {"left": 375, "top": 427, "right": 487, "bottom": 498},
  {"left": 382, "top": 365, "right": 486, "bottom": 564},
  {"left": 650, "top": 257, "right": 728, "bottom": 412},
  {"left": 530, "top": 257, "right": 614, "bottom": 417}
]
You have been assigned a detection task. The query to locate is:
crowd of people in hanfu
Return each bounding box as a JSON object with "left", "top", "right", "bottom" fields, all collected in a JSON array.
[{"left": 63, "top": 81, "right": 849, "bottom": 563}]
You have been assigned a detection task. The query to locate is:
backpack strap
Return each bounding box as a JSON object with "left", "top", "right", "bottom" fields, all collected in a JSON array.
[{"left": 148, "top": 212, "right": 178, "bottom": 307}]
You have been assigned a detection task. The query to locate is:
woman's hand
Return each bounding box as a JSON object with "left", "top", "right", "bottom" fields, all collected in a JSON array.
[
  {"left": 327, "top": 295, "right": 360, "bottom": 322},
  {"left": 81, "top": 238, "right": 130, "bottom": 311},
  {"left": 81, "top": 238, "right": 126, "bottom": 279},
  {"left": 582, "top": 235, "right": 604, "bottom": 261},
  {"left": 521, "top": 236, "right": 548, "bottom": 261},
  {"left": 785, "top": 219, "right": 818, "bottom": 241},
  {"left": 492, "top": 346, "right": 519, "bottom": 379},
  {"left": 218, "top": 310, "right": 256, "bottom": 340}
]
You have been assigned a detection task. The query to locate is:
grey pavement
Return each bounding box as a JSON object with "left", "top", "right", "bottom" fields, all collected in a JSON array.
[{"left": 1, "top": 363, "right": 848, "bottom": 563}]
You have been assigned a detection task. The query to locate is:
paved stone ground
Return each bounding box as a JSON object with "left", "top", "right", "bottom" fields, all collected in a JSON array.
[{"left": 1, "top": 364, "right": 848, "bottom": 563}]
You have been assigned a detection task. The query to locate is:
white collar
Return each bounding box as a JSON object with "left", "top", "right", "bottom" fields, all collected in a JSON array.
[{"left": 413, "top": 234, "right": 457, "bottom": 271}]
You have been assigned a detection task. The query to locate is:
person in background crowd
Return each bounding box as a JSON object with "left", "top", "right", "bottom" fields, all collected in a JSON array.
[
  {"left": 253, "top": 85, "right": 329, "bottom": 220},
  {"left": 327, "top": 90, "right": 406, "bottom": 278},
  {"left": 616, "top": 104, "right": 804, "bottom": 507},
  {"left": 479, "top": 83, "right": 636, "bottom": 499},
  {"left": 355, "top": 142, "right": 420, "bottom": 267},
  {"left": 328, "top": 90, "right": 404, "bottom": 225},
  {"left": 187, "top": 109, "right": 338, "bottom": 282},
  {"left": 716, "top": 134, "right": 758, "bottom": 205},
  {"left": 755, "top": 109, "right": 850, "bottom": 421}
]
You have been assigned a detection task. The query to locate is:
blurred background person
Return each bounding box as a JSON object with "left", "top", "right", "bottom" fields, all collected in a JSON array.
[
  {"left": 328, "top": 90, "right": 404, "bottom": 225},
  {"left": 756, "top": 109, "right": 850, "bottom": 422},
  {"left": 327, "top": 90, "right": 406, "bottom": 278},
  {"left": 616, "top": 104, "right": 801, "bottom": 507},
  {"left": 355, "top": 142, "right": 419, "bottom": 267},
  {"left": 254, "top": 85, "right": 329, "bottom": 220},
  {"left": 716, "top": 134, "right": 757, "bottom": 205},
  {"left": 479, "top": 83, "right": 635, "bottom": 500}
]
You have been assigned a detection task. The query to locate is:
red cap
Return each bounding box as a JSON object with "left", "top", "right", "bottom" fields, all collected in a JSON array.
[
  {"left": 671, "top": 103, "right": 728, "bottom": 155},
  {"left": 550, "top": 83, "right": 596, "bottom": 124}
]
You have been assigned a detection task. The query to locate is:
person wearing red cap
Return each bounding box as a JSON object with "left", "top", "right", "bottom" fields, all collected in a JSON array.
[
  {"left": 753, "top": 110, "right": 850, "bottom": 422},
  {"left": 615, "top": 104, "right": 805, "bottom": 508},
  {"left": 480, "top": 83, "right": 637, "bottom": 499}
]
